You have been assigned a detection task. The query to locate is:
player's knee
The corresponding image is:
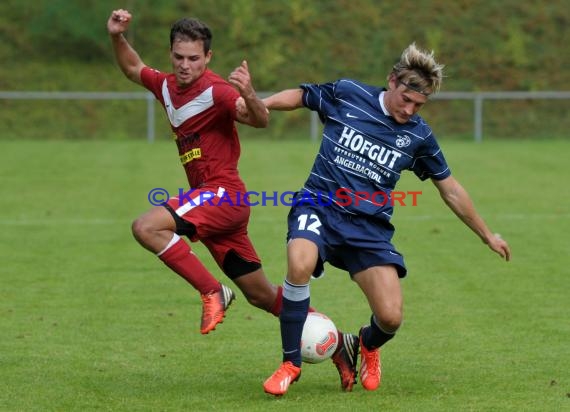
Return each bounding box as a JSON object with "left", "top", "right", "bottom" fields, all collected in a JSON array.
[
  {"left": 376, "top": 308, "right": 403, "bottom": 332},
  {"left": 131, "top": 216, "right": 153, "bottom": 244},
  {"left": 287, "top": 263, "right": 314, "bottom": 285},
  {"left": 131, "top": 217, "right": 143, "bottom": 239},
  {"left": 287, "top": 240, "right": 319, "bottom": 283}
]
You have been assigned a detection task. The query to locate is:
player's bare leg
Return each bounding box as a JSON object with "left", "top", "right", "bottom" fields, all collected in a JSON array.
[
  {"left": 232, "top": 269, "right": 280, "bottom": 312},
  {"left": 353, "top": 265, "right": 402, "bottom": 390},
  {"left": 132, "top": 206, "right": 235, "bottom": 334}
]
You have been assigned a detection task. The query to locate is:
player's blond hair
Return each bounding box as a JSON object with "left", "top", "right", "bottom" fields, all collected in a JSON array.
[{"left": 390, "top": 43, "right": 445, "bottom": 95}]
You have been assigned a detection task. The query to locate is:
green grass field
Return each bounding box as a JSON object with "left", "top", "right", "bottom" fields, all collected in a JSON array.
[{"left": 1, "top": 138, "right": 569, "bottom": 411}]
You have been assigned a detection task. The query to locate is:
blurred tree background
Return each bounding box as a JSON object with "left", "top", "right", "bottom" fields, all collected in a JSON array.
[{"left": 0, "top": 0, "right": 568, "bottom": 139}]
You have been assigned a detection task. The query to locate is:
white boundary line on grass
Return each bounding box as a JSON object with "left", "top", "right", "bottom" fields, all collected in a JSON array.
[
  {"left": 395, "top": 213, "right": 570, "bottom": 221},
  {"left": 0, "top": 218, "right": 131, "bottom": 226},
  {"left": 1, "top": 213, "right": 569, "bottom": 226}
]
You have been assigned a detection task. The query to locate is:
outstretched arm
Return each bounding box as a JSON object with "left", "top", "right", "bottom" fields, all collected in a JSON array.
[
  {"left": 235, "top": 88, "right": 305, "bottom": 120},
  {"left": 263, "top": 89, "right": 304, "bottom": 111},
  {"left": 107, "top": 9, "right": 145, "bottom": 86},
  {"left": 229, "top": 60, "right": 268, "bottom": 128},
  {"left": 432, "top": 176, "right": 511, "bottom": 261}
]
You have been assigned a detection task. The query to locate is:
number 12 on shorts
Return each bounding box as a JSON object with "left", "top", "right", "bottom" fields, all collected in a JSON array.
[{"left": 297, "top": 214, "right": 322, "bottom": 235}]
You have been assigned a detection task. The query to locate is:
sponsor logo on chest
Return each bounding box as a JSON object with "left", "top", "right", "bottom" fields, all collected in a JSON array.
[{"left": 338, "top": 126, "right": 402, "bottom": 168}]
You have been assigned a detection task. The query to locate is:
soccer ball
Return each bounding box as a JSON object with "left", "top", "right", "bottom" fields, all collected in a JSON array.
[{"left": 301, "top": 312, "right": 339, "bottom": 364}]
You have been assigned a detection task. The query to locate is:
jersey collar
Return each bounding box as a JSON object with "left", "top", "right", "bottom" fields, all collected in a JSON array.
[{"left": 378, "top": 90, "right": 390, "bottom": 116}]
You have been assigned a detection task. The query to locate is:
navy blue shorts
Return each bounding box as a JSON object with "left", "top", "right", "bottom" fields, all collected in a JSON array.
[{"left": 287, "top": 203, "right": 407, "bottom": 278}]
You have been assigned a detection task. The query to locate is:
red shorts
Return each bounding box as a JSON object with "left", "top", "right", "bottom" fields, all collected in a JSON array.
[{"left": 165, "top": 186, "right": 260, "bottom": 268}]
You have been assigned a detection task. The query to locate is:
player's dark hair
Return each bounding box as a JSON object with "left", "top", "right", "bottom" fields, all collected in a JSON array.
[{"left": 170, "top": 18, "right": 212, "bottom": 54}]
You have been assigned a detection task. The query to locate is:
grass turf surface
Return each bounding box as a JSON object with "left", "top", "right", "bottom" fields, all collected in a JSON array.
[{"left": 1, "top": 138, "right": 569, "bottom": 411}]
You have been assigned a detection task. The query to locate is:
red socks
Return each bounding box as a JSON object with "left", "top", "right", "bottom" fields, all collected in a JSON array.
[{"left": 158, "top": 238, "right": 220, "bottom": 294}]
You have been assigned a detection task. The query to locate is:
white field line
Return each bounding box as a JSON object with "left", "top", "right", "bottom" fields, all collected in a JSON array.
[
  {"left": 395, "top": 213, "right": 570, "bottom": 221},
  {"left": 0, "top": 218, "right": 131, "bottom": 226},
  {"left": 1, "top": 213, "right": 569, "bottom": 226}
]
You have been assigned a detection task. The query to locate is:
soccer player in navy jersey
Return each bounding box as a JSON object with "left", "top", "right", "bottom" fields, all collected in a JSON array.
[
  {"left": 106, "top": 9, "right": 359, "bottom": 388},
  {"left": 261, "top": 43, "right": 511, "bottom": 396}
]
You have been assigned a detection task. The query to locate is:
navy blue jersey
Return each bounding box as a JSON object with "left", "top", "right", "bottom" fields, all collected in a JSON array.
[{"left": 298, "top": 79, "right": 451, "bottom": 221}]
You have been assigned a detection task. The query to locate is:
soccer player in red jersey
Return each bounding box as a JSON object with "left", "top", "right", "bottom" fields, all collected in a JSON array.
[
  {"left": 107, "top": 9, "right": 272, "bottom": 334},
  {"left": 106, "top": 9, "right": 360, "bottom": 389}
]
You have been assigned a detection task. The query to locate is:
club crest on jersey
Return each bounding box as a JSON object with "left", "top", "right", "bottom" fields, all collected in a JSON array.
[{"left": 396, "top": 134, "right": 411, "bottom": 148}]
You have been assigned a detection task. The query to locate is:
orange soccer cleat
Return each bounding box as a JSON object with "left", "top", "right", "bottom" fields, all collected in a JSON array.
[
  {"left": 359, "top": 327, "right": 382, "bottom": 391},
  {"left": 200, "top": 284, "right": 235, "bottom": 334},
  {"left": 331, "top": 332, "right": 359, "bottom": 391},
  {"left": 263, "top": 361, "right": 302, "bottom": 396}
]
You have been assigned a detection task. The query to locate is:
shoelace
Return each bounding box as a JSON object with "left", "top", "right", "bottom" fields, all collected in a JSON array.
[
  {"left": 275, "top": 362, "right": 298, "bottom": 378},
  {"left": 364, "top": 348, "right": 379, "bottom": 374},
  {"left": 201, "top": 292, "right": 220, "bottom": 316}
]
